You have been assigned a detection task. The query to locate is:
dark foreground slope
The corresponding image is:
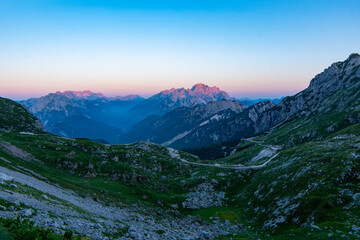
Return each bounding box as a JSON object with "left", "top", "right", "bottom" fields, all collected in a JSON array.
[{"left": 0, "top": 97, "right": 44, "bottom": 133}]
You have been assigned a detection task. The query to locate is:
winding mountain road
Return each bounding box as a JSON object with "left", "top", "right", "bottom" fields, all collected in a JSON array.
[{"left": 168, "top": 139, "right": 280, "bottom": 170}]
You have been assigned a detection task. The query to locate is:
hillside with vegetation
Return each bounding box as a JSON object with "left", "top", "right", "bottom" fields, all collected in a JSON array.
[
  {"left": 0, "top": 54, "right": 359, "bottom": 239},
  {"left": 0, "top": 97, "right": 44, "bottom": 134}
]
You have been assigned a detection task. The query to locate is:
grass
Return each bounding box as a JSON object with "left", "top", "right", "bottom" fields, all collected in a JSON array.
[
  {"left": 0, "top": 217, "right": 92, "bottom": 240},
  {"left": 1, "top": 91, "right": 360, "bottom": 239},
  {"left": 193, "top": 207, "right": 241, "bottom": 223},
  {"left": 2, "top": 128, "right": 360, "bottom": 239}
]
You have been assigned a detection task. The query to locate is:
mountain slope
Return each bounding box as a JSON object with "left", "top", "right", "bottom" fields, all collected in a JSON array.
[
  {"left": 49, "top": 115, "right": 124, "bottom": 143},
  {"left": 21, "top": 93, "right": 80, "bottom": 128},
  {"left": 0, "top": 97, "right": 44, "bottom": 133},
  {"left": 169, "top": 100, "right": 276, "bottom": 149},
  {"left": 124, "top": 99, "right": 245, "bottom": 144},
  {"left": 239, "top": 97, "right": 283, "bottom": 107},
  {"left": 0, "top": 132, "right": 238, "bottom": 239},
  {"left": 130, "top": 83, "right": 231, "bottom": 117},
  {"left": 256, "top": 53, "right": 360, "bottom": 134},
  {"left": 178, "top": 53, "right": 360, "bottom": 150},
  {"left": 179, "top": 53, "right": 360, "bottom": 238}
]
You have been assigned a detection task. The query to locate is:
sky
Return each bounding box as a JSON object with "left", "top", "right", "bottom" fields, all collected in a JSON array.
[{"left": 0, "top": 0, "right": 359, "bottom": 100}]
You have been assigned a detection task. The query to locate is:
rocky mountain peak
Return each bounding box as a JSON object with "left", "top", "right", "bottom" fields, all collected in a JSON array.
[
  {"left": 256, "top": 53, "right": 360, "bottom": 133},
  {"left": 309, "top": 53, "right": 360, "bottom": 90},
  {"left": 27, "top": 93, "right": 73, "bottom": 113},
  {"left": 348, "top": 53, "right": 360, "bottom": 60},
  {"left": 191, "top": 83, "right": 222, "bottom": 94},
  {"left": 56, "top": 90, "right": 106, "bottom": 100},
  {"left": 191, "top": 83, "right": 215, "bottom": 91},
  {"left": 131, "top": 83, "right": 231, "bottom": 116},
  {"left": 107, "top": 94, "right": 143, "bottom": 101},
  {"left": 159, "top": 88, "right": 186, "bottom": 96}
]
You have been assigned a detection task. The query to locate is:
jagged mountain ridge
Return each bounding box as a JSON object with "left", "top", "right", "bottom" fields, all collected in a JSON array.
[
  {"left": 20, "top": 84, "right": 233, "bottom": 143},
  {"left": 56, "top": 90, "right": 143, "bottom": 101},
  {"left": 129, "top": 83, "right": 231, "bottom": 117},
  {"left": 58, "top": 90, "right": 106, "bottom": 100},
  {"left": 256, "top": 53, "right": 360, "bottom": 133},
  {"left": 173, "top": 53, "right": 360, "bottom": 150}
]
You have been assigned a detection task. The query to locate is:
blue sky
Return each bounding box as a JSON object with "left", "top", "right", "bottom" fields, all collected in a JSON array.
[{"left": 0, "top": 0, "right": 359, "bottom": 99}]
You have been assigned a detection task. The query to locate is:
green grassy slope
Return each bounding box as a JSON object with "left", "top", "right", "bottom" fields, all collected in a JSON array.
[{"left": 0, "top": 97, "right": 44, "bottom": 133}]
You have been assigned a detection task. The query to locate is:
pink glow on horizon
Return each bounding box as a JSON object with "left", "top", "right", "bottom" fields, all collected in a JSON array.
[{"left": 1, "top": 81, "right": 306, "bottom": 100}]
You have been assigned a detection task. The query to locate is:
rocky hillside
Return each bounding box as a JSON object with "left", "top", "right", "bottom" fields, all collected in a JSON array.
[
  {"left": 177, "top": 53, "right": 360, "bottom": 150},
  {"left": 0, "top": 131, "right": 240, "bottom": 239},
  {"left": 170, "top": 100, "right": 276, "bottom": 149},
  {"left": 0, "top": 97, "right": 44, "bottom": 133},
  {"left": 255, "top": 53, "right": 360, "bottom": 133},
  {"left": 238, "top": 97, "right": 283, "bottom": 107},
  {"left": 129, "top": 83, "right": 231, "bottom": 117},
  {"left": 124, "top": 99, "right": 245, "bottom": 145}
]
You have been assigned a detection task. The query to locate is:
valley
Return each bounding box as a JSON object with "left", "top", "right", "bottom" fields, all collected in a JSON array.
[{"left": 0, "top": 54, "right": 359, "bottom": 239}]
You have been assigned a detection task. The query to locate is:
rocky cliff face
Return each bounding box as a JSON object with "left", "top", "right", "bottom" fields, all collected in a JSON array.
[
  {"left": 171, "top": 101, "right": 276, "bottom": 149},
  {"left": 256, "top": 53, "right": 360, "bottom": 133},
  {"left": 181, "top": 99, "right": 244, "bottom": 123},
  {"left": 0, "top": 97, "right": 44, "bottom": 133},
  {"left": 178, "top": 53, "right": 360, "bottom": 150}
]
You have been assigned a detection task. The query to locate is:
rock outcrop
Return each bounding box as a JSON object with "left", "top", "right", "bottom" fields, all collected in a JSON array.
[
  {"left": 256, "top": 53, "right": 360, "bottom": 132},
  {"left": 171, "top": 53, "right": 360, "bottom": 149}
]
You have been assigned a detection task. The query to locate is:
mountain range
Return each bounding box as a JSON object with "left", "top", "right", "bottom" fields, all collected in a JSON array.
[
  {"left": 0, "top": 54, "right": 359, "bottom": 239},
  {"left": 20, "top": 92, "right": 142, "bottom": 143},
  {"left": 150, "top": 53, "right": 360, "bottom": 150},
  {"left": 129, "top": 83, "right": 231, "bottom": 117},
  {"left": 19, "top": 53, "right": 360, "bottom": 150},
  {"left": 20, "top": 84, "right": 282, "bottom": 145}
]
